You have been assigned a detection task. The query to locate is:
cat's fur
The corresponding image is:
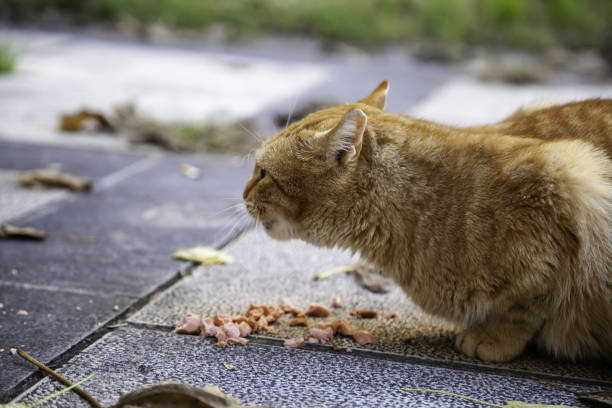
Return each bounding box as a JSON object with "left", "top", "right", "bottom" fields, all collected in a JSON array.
[{"left": 243, "top": 80, "right": 612, "bottom": 362}]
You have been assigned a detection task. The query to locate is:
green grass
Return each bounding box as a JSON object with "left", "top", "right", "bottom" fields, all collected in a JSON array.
[
  {"left": 0, "top": 45, "right": 16, "bottom": 74},
  {"left": 4, "top": 0, "right": 612, "bottom": 50}
]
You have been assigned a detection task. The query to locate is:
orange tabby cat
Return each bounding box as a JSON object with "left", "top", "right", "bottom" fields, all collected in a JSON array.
[{"left": 243, "top": 80, "right": 612, "bottom": 362}]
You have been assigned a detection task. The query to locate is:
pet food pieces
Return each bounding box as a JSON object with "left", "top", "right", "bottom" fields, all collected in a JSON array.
[{"left": 306, "top": 303, "right": 331, "bottom": 317}]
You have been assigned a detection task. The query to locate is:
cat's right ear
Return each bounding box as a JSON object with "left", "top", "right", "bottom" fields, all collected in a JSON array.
[
  {"left": 358, "top": 79, "right": 389, "bottom": 110},
  {"left": 326, "top": 108, "right": 367, "bottom": 165}
]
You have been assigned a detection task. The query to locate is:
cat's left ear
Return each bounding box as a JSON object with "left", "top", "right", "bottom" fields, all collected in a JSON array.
[
  {"left": 358, "top": 79, "right": 389, "bottom": 110},
  {"left": 327, "top": 108, "right": 367, "bottom": 165}
]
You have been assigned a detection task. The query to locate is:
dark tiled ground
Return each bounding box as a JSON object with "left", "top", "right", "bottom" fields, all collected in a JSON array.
[
  {"left": 0, "top": 142, "right": 253, "bottom": 398},
  {"left": 17, "top": 327, "right": 606, "bottom": 408}
]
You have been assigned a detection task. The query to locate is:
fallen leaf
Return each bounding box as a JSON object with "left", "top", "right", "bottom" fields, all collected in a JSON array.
[
  {"left": 59, "top": 109, "right": 114, "bottom": 132},
  {"left": 0, "top": 224, "right": 46, "bottom": 240},
  {"left": 113, "top": 382, "right": 241, "bottom": 407},
  {"left": 173, "top": 246, "right": 234, "bottom": 264},
  {"left": 19, "top": 169, "right": 92, "bottom": 192}
]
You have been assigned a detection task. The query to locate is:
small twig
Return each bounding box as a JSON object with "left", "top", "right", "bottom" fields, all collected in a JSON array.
[{"left": 15, "top": 348, "right": 103, "bottom": 408}]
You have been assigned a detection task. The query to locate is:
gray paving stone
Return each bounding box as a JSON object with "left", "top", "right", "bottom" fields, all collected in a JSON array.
[
  {"left": 131, "top": 229, "right": 612, "bottom": 383},
  {"left": 0, "top": 140, "right": 142, "bottom": 177},
  {"left": 0, "top": 285, "right": 133, "bottom": 399},
  {"left": 16, "top": 327, "right": 608, "bottom": 408},
  {"left": 0, "top": 141, "right": 143, "bottom": 223},
  {"left": 0, "top": 171, "right": 67, "bottom": 224},
  {"left": 0, "top": 142, "right": 254, "bottom": 398},
  {"left": 1, "top": 152, "right": 252, "bottom": 297}
]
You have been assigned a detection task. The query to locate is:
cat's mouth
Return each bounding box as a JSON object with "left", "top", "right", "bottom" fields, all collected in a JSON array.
[{"left": 262, "top": 220, "right": 276, "bottom": 230}]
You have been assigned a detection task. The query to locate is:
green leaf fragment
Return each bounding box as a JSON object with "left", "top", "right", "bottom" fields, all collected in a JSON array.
[
  {"left": 505, "top": 403, "right": 575, "bottom": 407},
  {"left": 403, "top": 388, "right": 577, "bottom": 408},
  {"left": 173, "top": 246, "right": 234, "bottom": 264},
  {"left": 0, "top": 373, "right": 95, "bottom": 408}
]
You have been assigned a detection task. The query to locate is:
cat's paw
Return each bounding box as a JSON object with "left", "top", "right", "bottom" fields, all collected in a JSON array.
[{"left": 455, "top": 327, "right": 523, "bottom": 362}]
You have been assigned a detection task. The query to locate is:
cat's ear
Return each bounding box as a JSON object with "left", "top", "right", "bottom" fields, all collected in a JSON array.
[
  {"left": 358, "top": 79, "right": 389, "bottom": 110},
  {"left": 327, "top": 108, "right": 367, "bottom": 165}
]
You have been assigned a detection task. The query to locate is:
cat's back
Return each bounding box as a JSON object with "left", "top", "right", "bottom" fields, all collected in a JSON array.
[{"left": 469, "top": 99, "right": 612, "bottom": 158}]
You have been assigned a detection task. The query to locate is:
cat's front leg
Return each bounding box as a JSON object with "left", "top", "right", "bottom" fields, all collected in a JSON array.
[{"left": 455, "top": 313, "right": 543, "bottom": 362}]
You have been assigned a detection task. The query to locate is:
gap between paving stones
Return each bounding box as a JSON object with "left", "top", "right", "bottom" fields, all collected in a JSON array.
[{"left": 123, "top": 321, "right": 612, "bottom": 390}]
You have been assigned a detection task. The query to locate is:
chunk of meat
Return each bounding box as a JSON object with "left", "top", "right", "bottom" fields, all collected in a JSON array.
[
  {"left": 247, "top": 304, "right": 284, "bottom": 329},
  {"left": 175, "top": 313, "right": 202, "bottom": 334},
  {"left": 352, "top": 330, "right": 376, "bottom": 345},
  {"left": 337, "top": 318, "right": 357, "bottom": 336},
  {"left": 266, "top": 305, "right": 285, "bottom": 323},
  {"left": 200, "top": 317, "right": 217, "bottom": 337},
  {"left": 309, "top": 326, "right": 334, "bottom": 342},
  {"left": 213, "top": 326, "right": 228, "bottom": 343},
  {"left": 279, "top": 297, "right": 296, "bottom": 312},
  {"left": 221, "top": 323, "right": 241, "bottom": 339},
  {"left": 306, "top": 303, "right": 331, "bottom": 317},
  {"left": 289, "top": 307, "right": 304, "bottom": 316},
  {"left": 233, "top": 315, "right": 258, "bottom": 330},
  {"left": 283, "top": 336, "right": 305, "bottom": 349},
  {"left": 213, "top": 314, "right": 233, "bottom": 326},
  {"left": 315, "top": 320, "right": 340, "bottom": 335},
  {"left": 288, "top": 316, "right": 309, "bottom": 327},
  {"left": 238, "top": 321, "right": 252, "bottom": 337},
  {"left": 350, "top": 308, "right": 378, "bottom": 319},
  {"left": 332, "top": 296, "right": 342, "bottom": 308},
  {"left": 228, "top": 337, "right": 249, "bottom": 346}
]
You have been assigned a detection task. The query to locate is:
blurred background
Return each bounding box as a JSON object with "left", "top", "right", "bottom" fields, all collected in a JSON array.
[{"left": 0, "top": 0, "right": 611, "bottom": 154}]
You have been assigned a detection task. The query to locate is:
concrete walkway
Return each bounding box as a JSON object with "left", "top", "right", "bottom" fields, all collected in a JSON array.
[{"left": 1, "top": 28, "right": 611, "bottom": 407}]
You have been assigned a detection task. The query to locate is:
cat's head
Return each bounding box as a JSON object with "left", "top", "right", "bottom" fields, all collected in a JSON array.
[{"left": 243, "top": 80, "right": 389, "bottom": 245}]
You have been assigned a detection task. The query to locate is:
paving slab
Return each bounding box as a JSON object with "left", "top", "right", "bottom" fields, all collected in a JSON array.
[
  {"left": 0, "top": 140, "right": 142, "bottom": 176},
  {"left": 409, "top": 77, "right": 612, "bottom": 126},
  {"left": 131, "top": 229, "right": 612, "bottom": 384},
  {"left": 0, "top": 286, "right": 133, "bottom": 398},
  {"left": 0, "top": 141, "right": 143, "bottom": 223},
  {"left": 0, "top": 141, "right": 254, "bottom": 398},
  {"left": 15, "top": 327, "right": 609, "bottom": 408}
]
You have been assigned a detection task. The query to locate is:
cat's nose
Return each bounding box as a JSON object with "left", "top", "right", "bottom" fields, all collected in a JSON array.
[{"left": 243, "top": 177, "right": 257, "bottom": 200}]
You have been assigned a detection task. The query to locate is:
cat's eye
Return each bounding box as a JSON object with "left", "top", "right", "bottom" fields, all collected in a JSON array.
[{"left": 259, "top": 169, "right": 267, "bottom": 179}]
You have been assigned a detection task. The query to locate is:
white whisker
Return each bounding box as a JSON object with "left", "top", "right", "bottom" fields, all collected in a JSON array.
[
  {"left": 285, "top": 94, "right": 299, "bottom": 130},
  {"left": 239, "top": 122, "right": 264, "bottom": 143},
  {"left": 210, "top": 202, "right": 246, "bottom": 218}
]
